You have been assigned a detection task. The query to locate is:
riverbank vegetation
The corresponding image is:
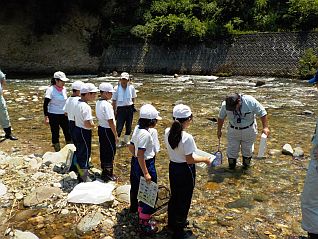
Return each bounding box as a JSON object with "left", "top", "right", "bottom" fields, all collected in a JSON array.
[{"left": 3, "top": 0, "right": 318, "bottom": 45}]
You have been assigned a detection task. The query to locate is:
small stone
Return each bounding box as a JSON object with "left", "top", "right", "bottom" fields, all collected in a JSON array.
[
  {"left": 61, "top": 209, "right": 69, "bottom": 215},
  {"left": 15, "top": 192, "right": 24, "bottom": 200}
]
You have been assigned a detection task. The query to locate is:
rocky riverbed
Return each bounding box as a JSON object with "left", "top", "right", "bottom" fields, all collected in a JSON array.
[{"left": 0, "top": 74, "right": 316, "bottom": 238}]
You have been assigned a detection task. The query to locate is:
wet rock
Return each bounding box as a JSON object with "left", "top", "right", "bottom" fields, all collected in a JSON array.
[
  {"left": 225, "top": 198, "right": 253, "bottom": 209},
  {"left": 302, "top": 110, "right": 314, "bottom": 115},
  {"left": 11, "top": 209, "right": 39, "bottom": 222},
  {"left": 293, "top": 147, "right": 304, "bottom": 158},
  {"left": 13, "top": 229, "right": 39, "bottom": 239},
  {"left": 76, "top": 211, "right": 104, "bottom": 235},
  {"left": 24, "top": 186, "right": 63, "bottom": 207},
  {"left": 253, "top": 193, "right": 269, "bottom": 202},
  {"left": 268, "top": 149, "right": 281, "bottom": 156},
  {"left": 115, "top": 185, "right": 131, "bottom": 203},
  {"left": 282, "top": 144, "right": 293, "bottom": 156},
  {"left": 255, "top": 81, "right": 266, "bottom": 87}
]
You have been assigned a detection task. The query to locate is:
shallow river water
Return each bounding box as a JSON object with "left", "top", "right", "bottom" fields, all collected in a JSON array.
[{"left": 2, "top": 74, "right": 318, "bottom": 238}]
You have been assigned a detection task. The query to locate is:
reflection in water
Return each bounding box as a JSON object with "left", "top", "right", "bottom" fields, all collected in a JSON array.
[{"left": 3, "top": 74, "right": 316, "bottom": 238}]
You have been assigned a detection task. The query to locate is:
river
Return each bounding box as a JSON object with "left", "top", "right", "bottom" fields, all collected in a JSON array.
[{"left": 2, "top": 74, "right": 316, "bottom": 238}]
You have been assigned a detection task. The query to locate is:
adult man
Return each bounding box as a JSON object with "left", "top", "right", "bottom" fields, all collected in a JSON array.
[
  {"left": 112, "top": 72, "right": 137, "bottom": 145},
  {"left": 0, "top": 70, "right": 17, "bottom": 141},
  {"left": 299, "top": 70, "right": 318, "bottom": 239},
  {"left": 217, "top": 93, "right": 269, "bottom": 169}
]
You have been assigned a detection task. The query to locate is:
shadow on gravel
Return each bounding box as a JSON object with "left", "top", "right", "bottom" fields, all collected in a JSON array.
[{"left": 208, "top": 166, "right": 249, "bottom": 183}]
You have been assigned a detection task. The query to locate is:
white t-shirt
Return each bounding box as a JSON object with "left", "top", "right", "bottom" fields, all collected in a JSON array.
[
  {"left": 96, "top": 99, "right": 115, "bottom": 128},
  {"left": 45, "top": 86, "right": 68, "bottom": 114},
  {"left": 130, "top": 127, "right": 155, "bottom": 160},
  {"left": 149, "top": 128, "right": 160, "bottom": 153},
  {"left": 132, "top": 126, "right": 160, "bottom": 153},
  {"left": 164, "top": 128, "right": 197, "bottom": 163},
  {"left": 64, "top": 96, "right": 80, "bottom": 121},
  {"left": 74, "top": 100, "right": 93, "bottom": 130},
  {"left": 112, "top": 84, "right": 137, "bottom": 107}
]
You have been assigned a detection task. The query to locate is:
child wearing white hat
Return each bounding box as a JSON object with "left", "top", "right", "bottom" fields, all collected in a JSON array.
[
  {"left": 73, "top": 83, "right": 98, "bottom": 182},
  {"left": 43, "top": 71, "right": 71, "bottom": 151},
  {"left": 96, "top": 83, "right": 118, "bottom": 182},
  {"left": 128, "top": 104, "right": 162, "bottom": 235},
  {"left": 164, "top": 104, "right": 211, "bottom": 239}
]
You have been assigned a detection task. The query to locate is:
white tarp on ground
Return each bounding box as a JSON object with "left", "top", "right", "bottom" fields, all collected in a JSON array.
[{"left": 67, "top": 181, "right": 115, "bottom": 204}]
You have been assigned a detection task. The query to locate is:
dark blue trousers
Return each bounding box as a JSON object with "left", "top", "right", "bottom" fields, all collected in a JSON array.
[
  {"left": 116, "top": 105, "right": 134, "bottom": 137},
  {"left": 168, "top": 162, "right": 196, "bottom": 232},
  {"left": 98, "top": 126, "right": 116, "bottom": 170},
  {"left": 68, "top": 120, "right": 76, "bottom": 144},
  {"left": 130, "top": 156, "right": 157, "bottom": 215},
  {"left": 73, "top": 126, "right": 91, "bottom": 170}
]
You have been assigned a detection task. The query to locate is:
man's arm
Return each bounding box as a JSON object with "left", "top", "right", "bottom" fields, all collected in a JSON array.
[
  {"left": 260, "top": 115, "right": 270, "bottom": 136},
  {"left": 217, "top": 118, "right": 225, "bottom": 139}
]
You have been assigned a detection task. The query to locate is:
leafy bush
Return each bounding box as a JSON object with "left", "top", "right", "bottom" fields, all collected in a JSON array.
[{"left": 299, "top": 48, "right": 318, "bottom": 79}]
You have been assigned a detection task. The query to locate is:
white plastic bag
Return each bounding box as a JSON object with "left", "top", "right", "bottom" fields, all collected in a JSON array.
[{"left": 67, "top": 181, "right": 115, "bottom": 204}]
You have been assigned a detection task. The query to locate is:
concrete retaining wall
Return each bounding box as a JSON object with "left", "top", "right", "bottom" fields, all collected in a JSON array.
[{"left": 100, "top": 32, "right": 318, "bottom": 76}]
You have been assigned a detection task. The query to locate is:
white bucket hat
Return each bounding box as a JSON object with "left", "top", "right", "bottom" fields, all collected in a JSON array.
[
  {"left": 140, "top": 104, "right": 162, "bottom": 120},
  {"left": 53, "top": 71, "right": 69, "bottom": 82},
  {"left": 99, "top": 83, "right": 115, "bottom": 92},
  {"left": 173, "top": 104, "right": 192, "bottom": 118},
  {"left": 80, "top": 83, "right": 98, "bottom": 94}
]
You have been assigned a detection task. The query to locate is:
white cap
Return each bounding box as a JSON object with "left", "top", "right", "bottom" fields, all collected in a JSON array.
[
  {"left": 53, "top": 71, "right": 69, "bottom": 82},
  {"left": 173, "top": 104, "right": 192, "bottom": 118},
  {"left": 120, "top": 72, "right": 130, "bottom": 80},
  {"left": 80, "top": 83, "right": 98, "bottom": 94},
  {"left": 99, "top": 83, "right": 115, "bottom": 92},
  {"left": 140, "top": 104, "right": 162, "bottom": 120},
  {"left": 71, "top": 81, "right": 84, "bottom": 90}
]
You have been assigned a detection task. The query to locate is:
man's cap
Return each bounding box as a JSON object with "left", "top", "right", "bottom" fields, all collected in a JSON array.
[
  {"left": 53, "top": 71, "right": 69, "bottom": 82},
  {"left": 120, "top": 72, "right": 130, "bottom": 80},
  {"left": 173, "top": 104, "right": 192, "bottom": 119},
  {"left": 71, "top": 81, "right": 84, "bottom": 90},
  {"left": 225, "top": 94, "right": 240, "bottom": 111},
  {"left": 80, "top": 83, "right": 98, "bottom": 94},
  {"left": 99, "top": 83, "right": 115, "bottom": 93},
  {"left": 308, "top": 70, "right": 318, "bottom": 84},
  {"left": 140, "top": 104, "right": 162, "bottom": 120}
]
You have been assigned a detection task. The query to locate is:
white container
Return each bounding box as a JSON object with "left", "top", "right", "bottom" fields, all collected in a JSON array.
[{"left": 257, "top": 133, "right": 267, "bottom": 158}]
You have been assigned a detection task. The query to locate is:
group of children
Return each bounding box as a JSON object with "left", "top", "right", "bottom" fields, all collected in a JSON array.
[{"left": 45, "top": 71, "right": 213, "bottom": 239}]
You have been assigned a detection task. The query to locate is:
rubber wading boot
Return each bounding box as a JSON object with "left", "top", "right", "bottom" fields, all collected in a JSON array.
[
  {"left": 53, "top": 143, "right": 61, "bottom": 152},
  {"left": 4, "top": 127, "right": 18, "bottom": 140},
  {"left": 228, "top": 158, "right": 237, "bottom": 169},
  {"left": 243, "top": 156, "right": 252, "bottom": 169}
]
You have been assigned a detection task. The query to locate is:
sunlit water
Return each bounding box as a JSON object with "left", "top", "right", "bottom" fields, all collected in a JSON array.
[{"left": 3, "top": 74, "right": 317, "bottom": 238}]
